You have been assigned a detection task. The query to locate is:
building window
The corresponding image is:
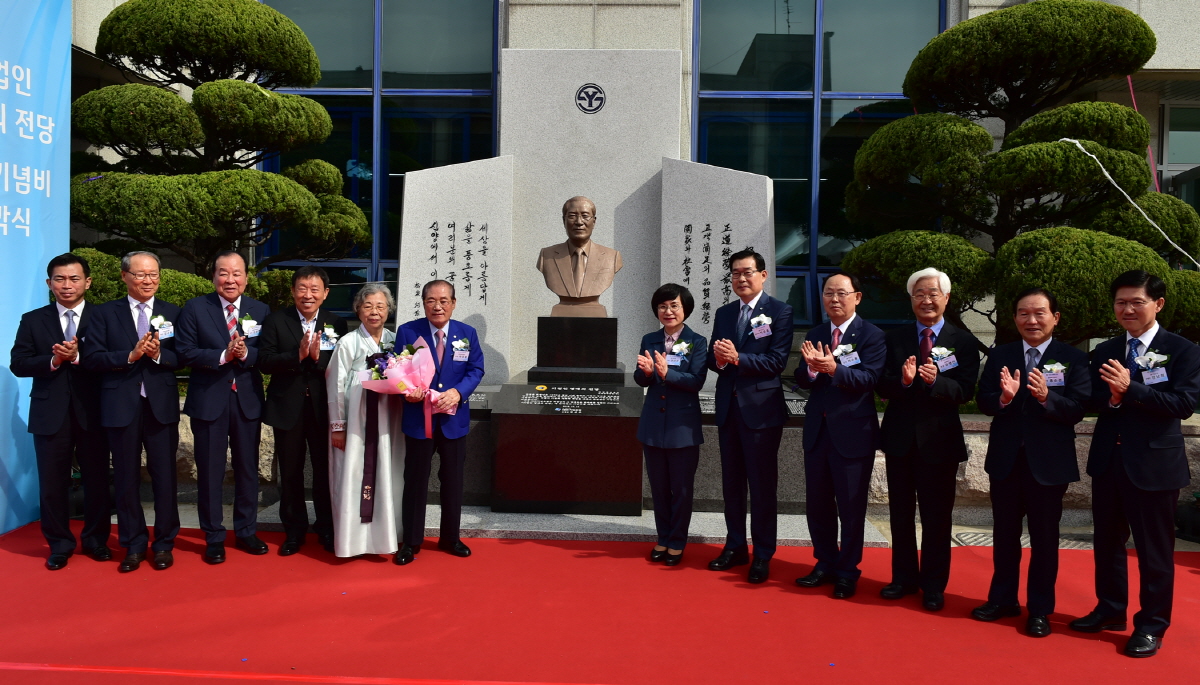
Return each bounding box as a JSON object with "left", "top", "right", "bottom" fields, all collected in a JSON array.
[
  {"left": 260, "top": 0, "right": 497, "bottom": 310},
  {"left": 696, "top": 0, "right": 943, "bottom": 325}
]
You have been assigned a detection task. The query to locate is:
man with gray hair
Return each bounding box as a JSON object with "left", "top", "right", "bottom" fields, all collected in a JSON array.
[
  {"left": 877, "top": 267, "right": 981, "bottom": 610},
  {"left": 82, "top": 251, "right": 183, "bottom": 572}
]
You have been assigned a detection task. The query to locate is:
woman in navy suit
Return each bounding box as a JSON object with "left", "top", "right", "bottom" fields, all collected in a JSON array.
[{"left": 635, "top": 283, "right": 709, "bottom": 566}]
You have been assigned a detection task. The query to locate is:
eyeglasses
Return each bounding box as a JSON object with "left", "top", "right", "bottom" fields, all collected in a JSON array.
[
  {"left": 424, "top": 298, "right": 453, "bottom": 307},
  {"left": 1114, "top": 299, "right": 1152, "bottom": 310},
  {"left": 656, "top": 303, "right": 683, "bottom": 313},
  {"left": 822, "top": 290, "right": 858, "bottom": 300},
  {"left": 565, "top": 213, "right": 593, "bottom": 222},
  {"left": 730, "top": 269, "right": 761, "bottom": 281},
  {"left": 125, "top": 271, "right": 160, "bottom": 282},
  {"left": 911, "top": 291, "right": 944, "bottom": 303},
  {"left": 358, "top": 304, "right": 389, "bottom": 313}
]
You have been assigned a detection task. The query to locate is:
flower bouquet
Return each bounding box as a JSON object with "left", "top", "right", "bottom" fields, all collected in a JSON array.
[{"left": 357, "top": 336, "right": 455, "bottom": 438}]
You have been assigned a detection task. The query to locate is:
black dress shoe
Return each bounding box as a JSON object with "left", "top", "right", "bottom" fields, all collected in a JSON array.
[
  {"left": 971, "top": 601, "right": 1022, "bottom": 622},
  {"left": 438, "top": 540, "right": 471, "bottom": 557},
  {"left": 922, "top": 591, "right": 945, "bottom": 611},
  {"left": 393, "top": 544, "right": 416, "bottom": 565},
  {"left": 1069, "top": 611, "right": 1127, "bottom": 633},
  {"left": 832, "top": 577, "right": 857, "bottom": 599},
  {"left": 708, "top": 548, "right": 750, "bottom": 571},
  {"left": 649, "top": 547, "right": 669, "bottom": 563},
  {"left": 1026, "top": 615, "right": 1051, "bottom": 637},
  {"left": 663, "top": 551, "right": 683, "bottom": 566},
  {"left": 1124, "top": 631, "right": 1161, "bottom": 658},
  {"left": 118, "top": 553, "right": 145, "bottom": 573},
  {"left": 86, "top": 546, "right": 113, "bottom": 562},
  {"left": 747, "top": 558, "right": 770, "bottom": 584},
  {"left": 235, "top": 535, "right": 269, "bottom": 555},
  {"left": 278, "top": 540, "right": 303, "bottom": 557},
  {"left": 318, "top": 533, "right": 335, "bottom": 553},
  {"left": 45, "top": 553, "right": 70, "bottom": 571},
  {"left": 880, "top": 582, "right": 918, "bottom": 600},
  {"left": 152, "top": 551, "right": 174, "bottom": 570},
  {"left": 795, "top": 569, "right": 832, "bottom": 588},
  {"left": 204, "top": 543, "right": 226, "bottom": 564}
]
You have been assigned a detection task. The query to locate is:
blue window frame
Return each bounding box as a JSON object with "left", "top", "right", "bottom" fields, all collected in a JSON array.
[
  {"left": 258, "top": 0, "right": 499, "bottom": 311},
  {"left": 694, "top": 0, "right": 944, "bottom": 326}
]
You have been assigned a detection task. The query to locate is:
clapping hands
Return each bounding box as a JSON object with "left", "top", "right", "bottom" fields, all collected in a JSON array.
[
  {"left": 801, "top": 340, "right": 836, "bottom": 375},
  {"left": 299, "top": 331, "right": 322, "bottom": 361},
  {"left": 227, "top": 331, "right": 247, "bottom": 361},
  {"left": 52, "top": 337, "right": 77, "bottom": 367},
  {"left": 637, "top": 350, "right": 669, "bottom": 379}
]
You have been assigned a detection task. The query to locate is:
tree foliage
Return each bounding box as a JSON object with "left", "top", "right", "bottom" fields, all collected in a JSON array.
[
  {"left": 73, "top": 0, "right": 370, "bottom": 275},
  {"left": 843, "top": 0, "right": 1200, "bottom": 343}
]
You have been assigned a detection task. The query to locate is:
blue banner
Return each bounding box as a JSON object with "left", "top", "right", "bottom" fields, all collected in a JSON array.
[{"left": 0, "top": 0, "right": 72, "bottom": 534}]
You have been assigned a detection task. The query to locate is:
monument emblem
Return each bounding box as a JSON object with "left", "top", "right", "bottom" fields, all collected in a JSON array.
[{"left": 575, "top": 83, "right": 605, "bottom": 114}]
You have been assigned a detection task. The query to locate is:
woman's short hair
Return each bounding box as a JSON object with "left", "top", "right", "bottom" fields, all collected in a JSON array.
[
  {"left": 650, "top": 283, "right": 694, "bottom": 320},
  {"left": 905, "top": 267, "right": 952, "bottom": 296},
  {"left": 352, "top": 283, "right": 395, "bottom": 314}
]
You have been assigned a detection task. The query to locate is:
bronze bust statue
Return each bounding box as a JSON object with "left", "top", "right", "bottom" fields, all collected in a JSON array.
[{"left": 536, "top": 196, "right": 623, "bottom": 317}]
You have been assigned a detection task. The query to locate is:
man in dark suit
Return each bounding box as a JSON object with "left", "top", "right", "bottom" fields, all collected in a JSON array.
[
  {"left": 176, "top": 250, "right": 272, "bottom": 563},
  {"left": 793, "top": 271, "right": 885, "bottom": 599},
  {"left": 258, "top": 266, "right": 347, "bottom": 556},
  {"left": 877, "top": 267, "right": 980, "bottom": 611},
  {"left": 974, "top": 287, "right": 1089, "bottom": 636},
  {"left": 9, "top": 253, "right": 111, "bottom": 570},
  {"left": 82, "top": 251, "right": 182, "bottom": 573},
  {"left": 1069, "top": 270, "right": 1200, "bottom": 658},
  {"left": 394, "top": 280, "right": 485, "bottom": 566},
  {"left": 706, "top": 248, "right": 794, "bottom": 584}
]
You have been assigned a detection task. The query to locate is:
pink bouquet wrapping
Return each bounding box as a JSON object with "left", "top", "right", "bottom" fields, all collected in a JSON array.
[{"left": 357, "top": 336, "right": 455, "bottom": 438}]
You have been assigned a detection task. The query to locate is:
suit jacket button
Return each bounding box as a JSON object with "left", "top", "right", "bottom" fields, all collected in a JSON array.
[
  {"left": 660, "top": 407, "right": 666, "bottom": 413},
  {"left": 660, "top": 395, "right": 666, "bottom": 400},
  {"left": 438, "top": 383, "right": 443, "bottom": 388}
]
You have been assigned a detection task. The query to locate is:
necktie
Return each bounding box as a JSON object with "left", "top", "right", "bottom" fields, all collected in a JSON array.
[
  {"left": 1025, "top": 347, "right": 1040, "bottom": 376},
  {"left": 572, "top": 249, "right": 586, "bottom": 296},
  {"left": 831, "top": 326, "right": 842, "bottom": 351},
  {"left": 919, "top": 327, "right": 934, "bottom": 363},
  {"left": 1127, "top": 338, "right": 1140, "bottom": 377},
  {"left": 436, "top": 329, "right": 445, "bottom": 365},
  {"left": 136, "top": 303, "right": 149, "bottom": 338},
  {"left": 737, "top": 304, "right": 751, "bottom": 339},
  {"left": 665, "top": 335, "right": 675, "bottom": 353},
  {"left": 226, "top": 304, "right": 238, "bottom": 391},
  {"left": 63, "top": 310, "right": 76, "bottom": 341}
]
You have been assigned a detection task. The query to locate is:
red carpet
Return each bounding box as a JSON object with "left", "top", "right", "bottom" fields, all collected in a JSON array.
[{"left": 0, "top": 522, "right": 1196, "bottom": 684}]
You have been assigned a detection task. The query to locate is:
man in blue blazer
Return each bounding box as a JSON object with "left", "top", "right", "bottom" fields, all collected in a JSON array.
[
  {"left": 82, "top": 252, "right": 183, "bottom": 573},
  {"left": 1069, "top": 270, "right": 1200, "bottom": 658},
  {"left": 793, "top": 271, "right": 885, "bottom": 599},
  {"left": 395, "top": 280, "right": 485, "bottom": 565},
  {"left": 706, "top": 249, "right": 794, "bottom": 584},
  {"left": 877, "top": 267, "right": 981, "bottom": 611},
  {"left": 176, "top": 251, "right": 272, "bottom": 563},
  {"left": 9, "top": 253, "right": 111, "bottom": 571},
  {"left": 975, "top": 287, "right": 1088, "bottom": 637}
]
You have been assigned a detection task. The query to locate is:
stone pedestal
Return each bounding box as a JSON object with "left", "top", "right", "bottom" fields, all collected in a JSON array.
[
  {"left": 491, "top": 382, "right": 645, "bottom": 515},
  {"left": 529, "top": 316, "right": 623, "bottom": 383}
]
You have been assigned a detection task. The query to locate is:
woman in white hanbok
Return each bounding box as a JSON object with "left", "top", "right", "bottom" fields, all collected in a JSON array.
[{"left": 326, "top": 284, "right": 405, "bottom": 557}]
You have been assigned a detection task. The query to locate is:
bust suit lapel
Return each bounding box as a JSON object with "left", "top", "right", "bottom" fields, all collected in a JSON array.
[
  {"left": 579, "top": 245, "right": 608, "bottom": 297},
  {"left": 552, "top": 245, "right": 577, "bottom": 298}
]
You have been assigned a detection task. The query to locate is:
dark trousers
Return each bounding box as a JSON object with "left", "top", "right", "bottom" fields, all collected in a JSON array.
[
  {"left": 886, "top": 445, "right": 958, "bottom": 593},
  {"left": 274, "top": 398, "right": 333, "bottom": 541},
  {"left": 192, "top": 390, "right": 261, "bottom": 544},
  {"left": 718, "top": 400, "right": 783, "bottom": 560},
  {"left": 1092, "top": 447, "right": 1180, "bottom": 637},
  {"left": 804, "top": 426, "right": 874, "bottom": 579},
  {"left": 108, "top": 398, "right": 180, "bottom": 554},
  {"left": 402, "top": 429, "right": 466, "bottom": 547},
  {"left": 643, "top": 444, "right": 701, "bottom": 550},
  {"left": 987, "top": 450, "right": 1068, "bottom": 615},
  {"left": 32, "top": 404, "right": 111, "bottom": 555}
]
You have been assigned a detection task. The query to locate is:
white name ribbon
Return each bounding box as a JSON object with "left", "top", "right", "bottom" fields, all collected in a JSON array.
[
  {"left": 1143, "top": 367, "right": 1168, "bottom": 385},
  {"left": 453, "top": 349, "right": 469, "bottom": 362},
  {"left": 666, "top": 354, "right": 683, "bottom": 366},
  {"left": 752, "top": 324, "right": 771, "bottom": 339},
  {"left": 936, "top": 355, "right": 958, "bottom": 372},
  {"left": 838, "top": 351, "right": 861, "bottom": 367},
  {"left": 157, "top": 324, "right": 174, "bottom": 340},
  {"left": 1043, "top": 371, "right": 1065, "bottom": 387}
]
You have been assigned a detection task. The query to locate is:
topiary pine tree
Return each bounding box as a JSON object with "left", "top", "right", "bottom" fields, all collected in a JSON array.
[
  {"left": 841, "top": 0, "right": 1200, "bottom": 344},
  {"left": 70, "top": 0, "right": 371, "bottom": 276}
]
